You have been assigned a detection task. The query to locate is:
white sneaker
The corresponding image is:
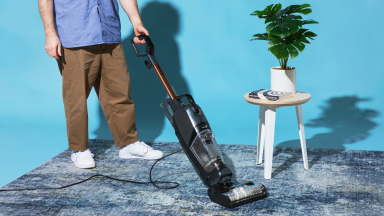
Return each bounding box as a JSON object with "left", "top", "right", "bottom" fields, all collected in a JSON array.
[
  {"left": 119, "top": 141, "right": 163, "bottom": 160},
  {"left": 71, "top": 149, "right": 96, "bottom": 169}
]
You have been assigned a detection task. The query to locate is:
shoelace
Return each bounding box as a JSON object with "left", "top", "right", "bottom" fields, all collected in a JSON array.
[
  {"left": 135, "top": 141, "right": 153, "bottom": 154},
  {"left": 73, "top": 149, "right": 94, "bottom": 162}
]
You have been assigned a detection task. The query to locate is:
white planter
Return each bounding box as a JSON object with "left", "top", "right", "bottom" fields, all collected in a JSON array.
[{"left": 270, "top": 66, "right": 296, "bottom": 94}]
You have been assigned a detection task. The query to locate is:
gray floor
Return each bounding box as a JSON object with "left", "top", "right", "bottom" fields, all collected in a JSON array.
[{"left": 1, "top": 140, "right": 383, "bottom": 215}]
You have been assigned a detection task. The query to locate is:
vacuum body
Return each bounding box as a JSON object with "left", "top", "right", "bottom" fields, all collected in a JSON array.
[{"left": 131, "top": 35, "right": 267, "bottom": 208}]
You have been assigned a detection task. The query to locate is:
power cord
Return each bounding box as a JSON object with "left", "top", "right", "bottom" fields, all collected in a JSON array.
[{"left": 0, "top": 149, "right": 183, "bottom": 192}]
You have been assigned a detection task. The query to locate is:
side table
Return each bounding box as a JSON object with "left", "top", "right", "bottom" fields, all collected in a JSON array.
[{"left": 244, "top": 92, "right": 311, "bottom": 179}]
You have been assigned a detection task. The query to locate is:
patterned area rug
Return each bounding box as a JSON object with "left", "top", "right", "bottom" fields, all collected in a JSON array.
[{"left": 1, "top": 140, "right": 383, "bottom": 215}]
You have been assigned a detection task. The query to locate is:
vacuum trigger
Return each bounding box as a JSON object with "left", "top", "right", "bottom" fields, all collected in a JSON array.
[{"left": 145, "top": 60, "right": 152, "bottom": 69}]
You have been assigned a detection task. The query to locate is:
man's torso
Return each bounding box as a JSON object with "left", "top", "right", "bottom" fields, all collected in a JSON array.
[{"left": 54, "top": 0, "right": 122, "bottom": 48}]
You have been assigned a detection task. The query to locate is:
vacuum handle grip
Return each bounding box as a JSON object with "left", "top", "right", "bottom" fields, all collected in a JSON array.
[
  {"left": 130, "top": 34, "right": 155, "bottom": 57},
  {"left": 131, "top": 35, "right": 146, "bottom": 57}
]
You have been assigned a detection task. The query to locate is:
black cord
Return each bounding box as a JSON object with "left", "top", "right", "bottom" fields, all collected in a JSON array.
[
  {"left": 149, "top": 149, "right": 182, "bottom": 189},
  {"left": 0, "top": 149, "right": 183, "bottom": 192}
]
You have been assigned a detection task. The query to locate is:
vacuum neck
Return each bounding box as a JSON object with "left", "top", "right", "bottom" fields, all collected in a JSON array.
[{"left": 153, "top": 65, "right": 176, "bottom": 99}]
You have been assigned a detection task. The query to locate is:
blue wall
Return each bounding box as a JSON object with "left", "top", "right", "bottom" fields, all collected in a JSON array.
[{"left": 1, "top": 0, "right": 383, "bottom": 186}]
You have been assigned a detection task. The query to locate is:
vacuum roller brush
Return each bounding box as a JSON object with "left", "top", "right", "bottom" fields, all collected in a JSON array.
[
  {"left": 209, "top": 182, "right": 267, "bottom": 208},
  {"left": 131, "top": 34, "right": 267, "bottom": 208}
]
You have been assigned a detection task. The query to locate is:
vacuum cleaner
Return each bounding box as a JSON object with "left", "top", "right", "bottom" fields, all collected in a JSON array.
[{"left": 131, "top": 35, "right": 267, "bottom": 208}]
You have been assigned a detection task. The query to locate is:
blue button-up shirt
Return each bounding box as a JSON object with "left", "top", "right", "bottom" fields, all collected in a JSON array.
[{"left": 54, "top": 0, "right": 121, "bottom": 48}]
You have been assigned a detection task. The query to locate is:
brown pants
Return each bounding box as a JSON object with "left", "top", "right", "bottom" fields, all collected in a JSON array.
[{"left": 57, "top": 43, "right": 139, "bottom": 151}]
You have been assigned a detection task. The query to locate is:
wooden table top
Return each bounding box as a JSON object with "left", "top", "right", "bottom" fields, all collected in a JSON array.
[{"left": 244, "top": 91, "right": 311, "bottom": 107}]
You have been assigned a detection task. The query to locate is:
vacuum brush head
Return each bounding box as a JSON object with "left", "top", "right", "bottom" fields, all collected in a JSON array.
[{"left": 208, "top": 181, "right": 267, "bottom": 208}]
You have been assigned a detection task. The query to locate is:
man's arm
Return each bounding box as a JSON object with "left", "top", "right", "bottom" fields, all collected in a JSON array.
[
  {"left": 119, "top": 0, "right": 148, "bottom": 45},
  {"left": 38, "top": 0, "right": 61, "bottom": 59}
]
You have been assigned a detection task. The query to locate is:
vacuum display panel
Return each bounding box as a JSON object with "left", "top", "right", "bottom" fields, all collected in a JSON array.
[{"left": 190, "top": 129, "right": 224, "bottom": 172}]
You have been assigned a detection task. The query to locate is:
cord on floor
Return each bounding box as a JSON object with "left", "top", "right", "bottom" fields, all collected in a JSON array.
[{"left": 0, "top": 149, "right": 183, "bottom": 192}]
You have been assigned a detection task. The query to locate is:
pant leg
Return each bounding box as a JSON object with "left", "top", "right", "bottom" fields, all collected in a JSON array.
[
  {"left": 60, "top": 45, "right": 102, "bottom": 151},
  {"left": 97, "top": 43, "right": 139, "bottom": 147}
]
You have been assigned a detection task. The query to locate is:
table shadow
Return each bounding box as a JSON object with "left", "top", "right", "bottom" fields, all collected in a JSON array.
[{"left": 270, "top": 96, "right": 379, "bottom": 178}]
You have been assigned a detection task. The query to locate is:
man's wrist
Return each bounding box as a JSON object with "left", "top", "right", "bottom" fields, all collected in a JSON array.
[
  {"left": 134, "top": 22, "right": 143, "bottom": 28},
  {"left": 45, "top": 31, "right": 58, "bottom": 39},
  {"left": 44, "top": 27, "right": 58, "bottom": 38}
]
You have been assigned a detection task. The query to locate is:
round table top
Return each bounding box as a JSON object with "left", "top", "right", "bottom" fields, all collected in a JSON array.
[{"left": 244, "top": 91, "right": 311, "bottom": 107}]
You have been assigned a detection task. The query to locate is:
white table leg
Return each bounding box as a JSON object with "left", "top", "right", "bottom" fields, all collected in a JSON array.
[
  {"left": 256, "top": 106, "right": 266, "bottom": 165},
  {"left": 295, "top": 105, "right": 309, "bottom": 170},
  {"left": 264, "top": 106, "right": 276, "bottom": 179}
]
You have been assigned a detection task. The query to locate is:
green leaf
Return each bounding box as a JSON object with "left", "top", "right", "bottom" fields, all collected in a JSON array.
[
  {"left": 290, "top": 25, "right": 300, "bottom": 34},
  {"left": 292, "top": 41, "right": 305, "bottom": 53},
  {"left": 252, "top": 33, "right": 268, "bottom": 38},
  {"left": 269, "top": 15, "right": 303, "bottom": 38},
  {"left": 253, "top": 4, "right": 282, "bottom": 18},
  {"left": 250, "top": 10, "right": 263, "bottom": 16},
  {"left": 296, "top": 28, "right": 309, "bottom": 35},
  {"left": 265, "top": 17, "right": 277, "bottom": 24},
  {"left": 266, "top": 23, "right": 276, "bottom": 34},
  {"left": 284, "top": 4, "right": 312, "bottom": 15},
  {"left": 291, "top": 28, "right": 309, "bottom": 40},
  {"left": 275, "top": 9, "right": 286, "bottom": 18},
  {"left": 269, "top": 4, "right": 282, "bottom": 16},
  {"left": 251, "top": 33, "right": 269, "bottom": 41},
  {"left": 288, "top": 15, "right": 303, "bottom": 20},
  {"left": 267, "top": 34, "right": 277, "bottom": 40},
  {"left": 303, "top": 19, "right": 319, "bottom": 25},
  {"left": 285, "top": 34, "right": 297, "bottom": 43},
  {"left": 286, "top": 44, "right": 299, "bottom": 60},
  {"left": 283, "top": 16, "right": 304, "bottom": 29},
  {"left": 267, "top": 39, "right": 282, "bottom": 50},
  {"left": 270, "top": 44, "right": 289, "bottom": 59},
  {"left": 270, "top": 26, "right": 291, "bottom": 38},
  {"left": 303, "top": 31, "right": 317, "bottom": 38},
  {"left": 300, "top": 37, "right": 311, "bottom": 44},
  {"left": 300, "top": 8, "right": 312, "bottom": 15}
]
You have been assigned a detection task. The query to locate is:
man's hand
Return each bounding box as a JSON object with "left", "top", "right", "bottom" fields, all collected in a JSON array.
[
  {"left": 45, "top": 35, "right": 62, "bottom": 60},
  {"left": 119, "top": 0, "right": 148, "bottom": 44},
  {"left": 133, "top": 23, "right": 149, "bottom": 45},
  {"left": 39, "top": 0, "right": 61, "bottom": 59}
]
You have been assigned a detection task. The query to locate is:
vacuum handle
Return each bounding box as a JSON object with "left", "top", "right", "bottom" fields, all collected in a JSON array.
[
  {"left": 131, "top": 34, "right": 176, "bottom": 99},
  {"left": 131, "top": 41, "right": 146, "bottom": 57},
  {"left": 130, "top": 34, "right": 155, "bottom": 57}
]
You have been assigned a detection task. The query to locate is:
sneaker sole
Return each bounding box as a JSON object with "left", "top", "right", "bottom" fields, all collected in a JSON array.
[
  {"left": 74, "top": 163, "right": 96, "bottom": 169},
  {"left": 119, "top": 153, "right": 162, "bottom": 160}
]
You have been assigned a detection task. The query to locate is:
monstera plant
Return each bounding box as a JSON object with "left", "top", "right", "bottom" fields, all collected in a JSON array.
[{"left": 251, "top": 3, "right": 318, "bottom": 70}]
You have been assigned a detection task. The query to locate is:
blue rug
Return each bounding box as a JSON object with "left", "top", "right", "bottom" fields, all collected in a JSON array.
[{"left": 1, "top": 140, "right": 383, "bottom": 215}]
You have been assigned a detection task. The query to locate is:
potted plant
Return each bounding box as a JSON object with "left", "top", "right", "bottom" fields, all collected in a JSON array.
[{"left": 251, "top": 3, "right": 318, "bottom": 94}]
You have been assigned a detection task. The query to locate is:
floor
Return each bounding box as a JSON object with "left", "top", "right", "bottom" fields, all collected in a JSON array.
[{"left": 1, "top": 140, "right": 383, "bottom": 215}]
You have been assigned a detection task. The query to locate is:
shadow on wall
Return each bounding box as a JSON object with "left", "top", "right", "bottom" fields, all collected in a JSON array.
[
  {"left": 271, "top": 96, "right": 379, "bottom": 177},
  {"left": 93, "top": 1, "right": 190, "bottom": 142},
  {"left": 278, "top": 96, "right": 378, "bottom": 150}
]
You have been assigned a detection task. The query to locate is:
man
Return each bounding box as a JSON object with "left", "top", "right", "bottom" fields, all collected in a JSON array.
[{"left": 38, "top": 0, "right": 163, "bottom": 169}]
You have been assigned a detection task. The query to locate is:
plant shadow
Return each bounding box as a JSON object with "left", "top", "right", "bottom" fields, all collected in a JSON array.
[
  {"left": 92, "top": 1, "right": 190, "bottom": 143},
  {"left": 269, "top": 96, "right": 379, "bottom": 178}
]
